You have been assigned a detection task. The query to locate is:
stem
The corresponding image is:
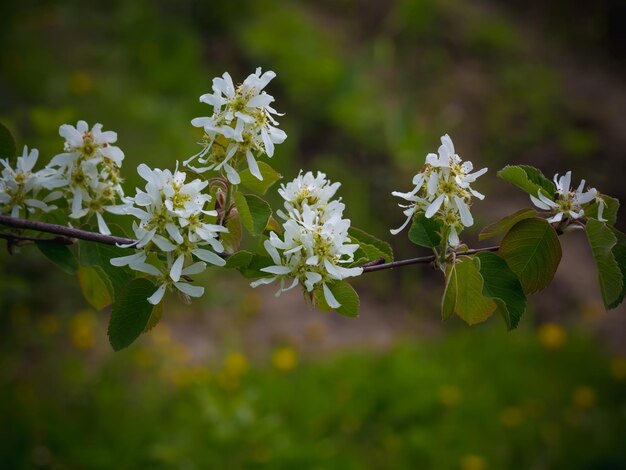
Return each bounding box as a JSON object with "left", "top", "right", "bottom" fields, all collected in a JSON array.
[
  {"left": 0, "top": 214, "right": 499, "bottom": 273},
  {"left": 0, "top": 214, "right": 136, "bottom": 247},
  {"left": 362, "top": 245, "right": 500, "bottom": 273}
]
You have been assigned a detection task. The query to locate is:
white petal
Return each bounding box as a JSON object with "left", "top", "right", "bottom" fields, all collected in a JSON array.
[
  {"left": 169, "top": 254, "right": 185, "bottom": 282},
  {"left": 174, "top": 282, "right": 204, "bottom": 298},
  {"left": 454, "top": 196, "right": 473, "bottom": 227},
  {"left": 323, "top": 283, "right": 341, "bottom": 309},
  {"left": 147, "top": 284, "right": 167, "bottom": 305},
  {"left": 425, "top": 194, "right": 445, "bottom": 218},
  {"left": 246, "top": 150, "right": 262, "bottom": 181},
  {"left": 193, "top": 248, "right": 226, "bottom": 266},
  {"left": 96, "top": 212, "right": 111, "bottom": 235}
]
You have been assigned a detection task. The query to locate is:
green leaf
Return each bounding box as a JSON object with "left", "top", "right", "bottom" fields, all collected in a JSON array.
[
  {"left": 498, "top": 165, "right": 555, "bottom": 198},
  {"left": 454, "top": 256, "right": 497, "bottom": 325},
  {"left": 234, "top": 191, "right": 272, "bottom": 235},
  {"left": 78, "top": 265, "right": 114, "bottom": 310},
  {"left": 144, "top": 301, "right": 164, "bottom": 333},
  {"left": 351, "top": 242, "right": 388, "bottom": 266},
  {"left": 79, "top": 241, "right": 134, "bottom": 299},
  {"left": 479, "top": 208, "right": 537, "bottom": 241},
  {"left": 585, "top": 219, "right": 624, "bottom": 309},
  {"left": 107, "top": 278, "right": 156, "bottom": 350},
  {"left": 36, "top": 242, "right": 78, "bottom": 275},
  {"left": 475, "top": 252, "right": 527, "bottom": 330},
  {"left": 498, "top": 217, "right": 562, "bottom": 294},
  {"left": 441, "top": 263, "right": 457, "bottom": 321},
  {"left": 408, "top": 212, "right": 442, "bottom": 248},
  {"left": 239, "top": 253, "right": 275, "bottom": 278},
  {"left": 314, "top": 281, "right": 360, "bottom": 317},
  {"left": 611, "top": 228, "right": 626, "bottom": 309},
  {"left": 586, "top": 195, "right": 619, "bottom": 226},
  {"left": 348, "top": 227, "right": 394, "bottom": 262},
  {"left": 225, "top": 250, "right": 254, "bottom": 269},
  {"left": 221, "top": 209, "right": 243, "bottom": 253},
  {"left": 238, "top": 161, "right": 282, "bottom": 195},
  {"left": 0, "top": 122, "right": 17, "bottom": 165}
]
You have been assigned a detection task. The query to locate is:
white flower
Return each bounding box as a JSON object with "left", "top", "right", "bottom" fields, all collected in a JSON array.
[
  {"left": 530, "top": 171, "right": 597, "bottom": 224},
  {"left": 276, "top": 170, "right": 341, "bottom": 219},
  {"left": 111, "top": 163, "right": 228, "bottom": 304},
  {"left": 49, "top": 120, "right": 127, "bottom": 234},
  {"left": 390, "top": 134, "right": 487, "bottom": 246},
  {"left": 185, "top": 68, "right": 287, "bottom": 184},
  {"left": 252, "top": 173, "right": 361, "bottom": 309},
  {"left": 0, "top": 146, "right": 64, "bottom": 217}
]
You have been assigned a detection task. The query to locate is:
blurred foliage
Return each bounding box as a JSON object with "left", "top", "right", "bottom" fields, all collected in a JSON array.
[{"left": 1, "top": 314, "right": 625, "bottom": 468}]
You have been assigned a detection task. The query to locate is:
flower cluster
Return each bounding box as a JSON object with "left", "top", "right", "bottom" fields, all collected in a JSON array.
[
  {"left": 110, "top": 164, "right": 228, "bottom": 305},
  {"left": 390, "top": 134, "right": 487, "bottom": 246},
  {"left": 530, "top": 171, "right": 602, "bottom": 224},
  {"left": 252, "top": 171, "right": 362, "bottom": 309},
  {"left": 185, "top": 68, "right": 287, "bottom": 184},
  {"left": 49, "top": 120, "right": 129, "bottom": 234},
  {"left": 0, "top": 146, "right": 65, "bottom": 217}
]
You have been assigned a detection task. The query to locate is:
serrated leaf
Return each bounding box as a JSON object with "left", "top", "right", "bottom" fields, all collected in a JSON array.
[
  {"left": 221, "top": 209, "right": 243, "bottom": 253},
  {"left": 238, "top": 161, "right": 282, "bottom": 195},
  {"left": 36, "top": 242, "right": 78, "bottom": 275},
  {"left": 0, "top": 122, "right": 17, "bottom": 166},
  {"left": 108, "top": 278, "right": 156, "bottom": 350},
  {"left": 351, "top": 242, "right": 388, "bottom": 266},
  {"left": 408, "top": 212, "right": 442, "bottom": 248},
  {"left": 144, "top": 301, "right": 164, "bottom": 333},
  {"left": 476, "top": 251, "right": 527, "bottom": 330},
  {"left": 611, "top": 228, "right": 626, "bottom": 309},
  {"left": 441, "top": 263, "right": 457, "bottom": 321},
  {"left": 479, "top": 208, "right": 537, "bottom": 241},
  {"left": 225, "top": 250, "right": 254, "bottom": 269},
  {"left": 234, "top": 191, "right": 272, "bottom": 235},
  {"left": 348, "top": 227, "right": 394, "bottom": 262},
  {"left": 454, "top": 256, "right": 497, "bottom": 325},
  {"left": 498, "top": 165, "right": 555, "bottom": 198},
  {"left": 586, "top": 195, "right": 619, "bottom": 226},
  {"left": 499, "top": 217, "right": 562, "bottom": 294},
  {"left": 79, "top": 241, "right": 134, "bottom": 299},
  {"left": 78, "top": 265, "right": 114, "bottom": 310},
  {"left": 585, "top": 219, "right": 623, "bottom": 309},
  {"left": 314, "top": 281, "right": 360, "bottom": 317}
]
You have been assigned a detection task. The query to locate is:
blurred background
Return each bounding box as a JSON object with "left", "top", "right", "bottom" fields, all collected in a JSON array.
[{"left": 1, "top": 0, "right": 626, "bottom": 467}]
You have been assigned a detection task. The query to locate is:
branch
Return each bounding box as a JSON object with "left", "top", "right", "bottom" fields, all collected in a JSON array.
[
  {"left": 0, "top": 214, "right": 135, "bottom": 247},
  {"left": 0, "top": 214, "right": 500, "bottom": 274},
  {"left": 0, "top": 232, "right": 75, "bottom": 245},
  {"left": 361, "top": 245, "right": 500, "bottom": 273}
]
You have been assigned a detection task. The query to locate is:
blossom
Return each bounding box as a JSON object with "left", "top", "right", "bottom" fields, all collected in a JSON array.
[
  {"left": 276, "top": 170, "right": 341, "bottom": 219},
  {"left": 530, "top": 171, "right": 597, "bottom": 224},
  {"left": 48, "top": 120, "right": 128, "bottom": 234},
  {"left": 185, "top": 68, "right": 287, "bottom": 184},
  {"left": 252, "top": 173, "right": 361, "bottom": 309},
  {"left": 390, "top": 134, "right": 487, "bottom": 246},
  {"left": 0, "top": 146, "right": 64, "bottom": 217},
  {"left": 111, "top": 163, "right": 228, "bottom": 304}
]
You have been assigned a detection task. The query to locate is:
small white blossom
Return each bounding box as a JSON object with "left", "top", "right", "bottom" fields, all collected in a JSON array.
[
  {"left": 111, "top": 163, "right": 228, "bottom": 304},
  {"left": 530, "top": 171, "right": 597, "bottom": 224},
  {"left": 49, "top": 120, "right": 129, "bottom": 234},
  {"left": 390, "top": 134, "right": 487, "bottom": 246},
  {"left": 252, "top": 172, "right": 361, "bottom": 309},
  {"left": 0, "top": 146, "right": 64, "bottom": 217},
  {"left": 185, "top": 68, "right": 287, "bottom": 184}
]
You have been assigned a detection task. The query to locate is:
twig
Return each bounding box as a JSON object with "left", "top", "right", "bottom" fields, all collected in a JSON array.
[
  {"left": 0, "top": 214, "right": 500, "bottom": 273},
  {"left": 361, "top": 245, "right": 500, "bottom": 273},
  {"left": 0, "top": 214, "right": 136, "bottom": 247}
]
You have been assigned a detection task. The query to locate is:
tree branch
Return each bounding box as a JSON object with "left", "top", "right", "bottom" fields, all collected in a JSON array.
[
  {"left": 361, "top": 245, "right": 500, "bottom": 273},
  {"left": 0, "top": 214, "right": 135, "bottom": 247},
  {"left": 0, "top": 214, "right": 500, "bottom": 274},
  {"left": 0, "top": 232, "right": 75, "bottom": 245}
]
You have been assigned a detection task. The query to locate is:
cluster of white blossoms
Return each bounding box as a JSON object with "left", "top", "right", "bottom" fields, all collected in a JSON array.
[
  {"left": 0, "top": 146, "right": 65, "bottom": 217},
  {"left": 530, "top": 171, "right": 604, "bottom": 224},
  {"left": 252, "top": 171, "right": 362, "bottom": 309},
  {"left": 390, "top": 134, "right": 487, "bottom": 246},
  {"left": 185, "top": 68, "right": 287, "bottom": 184},
  {"left": 48, "top": 120, "right": 129, "bottom": 235},
  {"left": 110, "top": 164, "right": 228, "bottom": 305}
]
